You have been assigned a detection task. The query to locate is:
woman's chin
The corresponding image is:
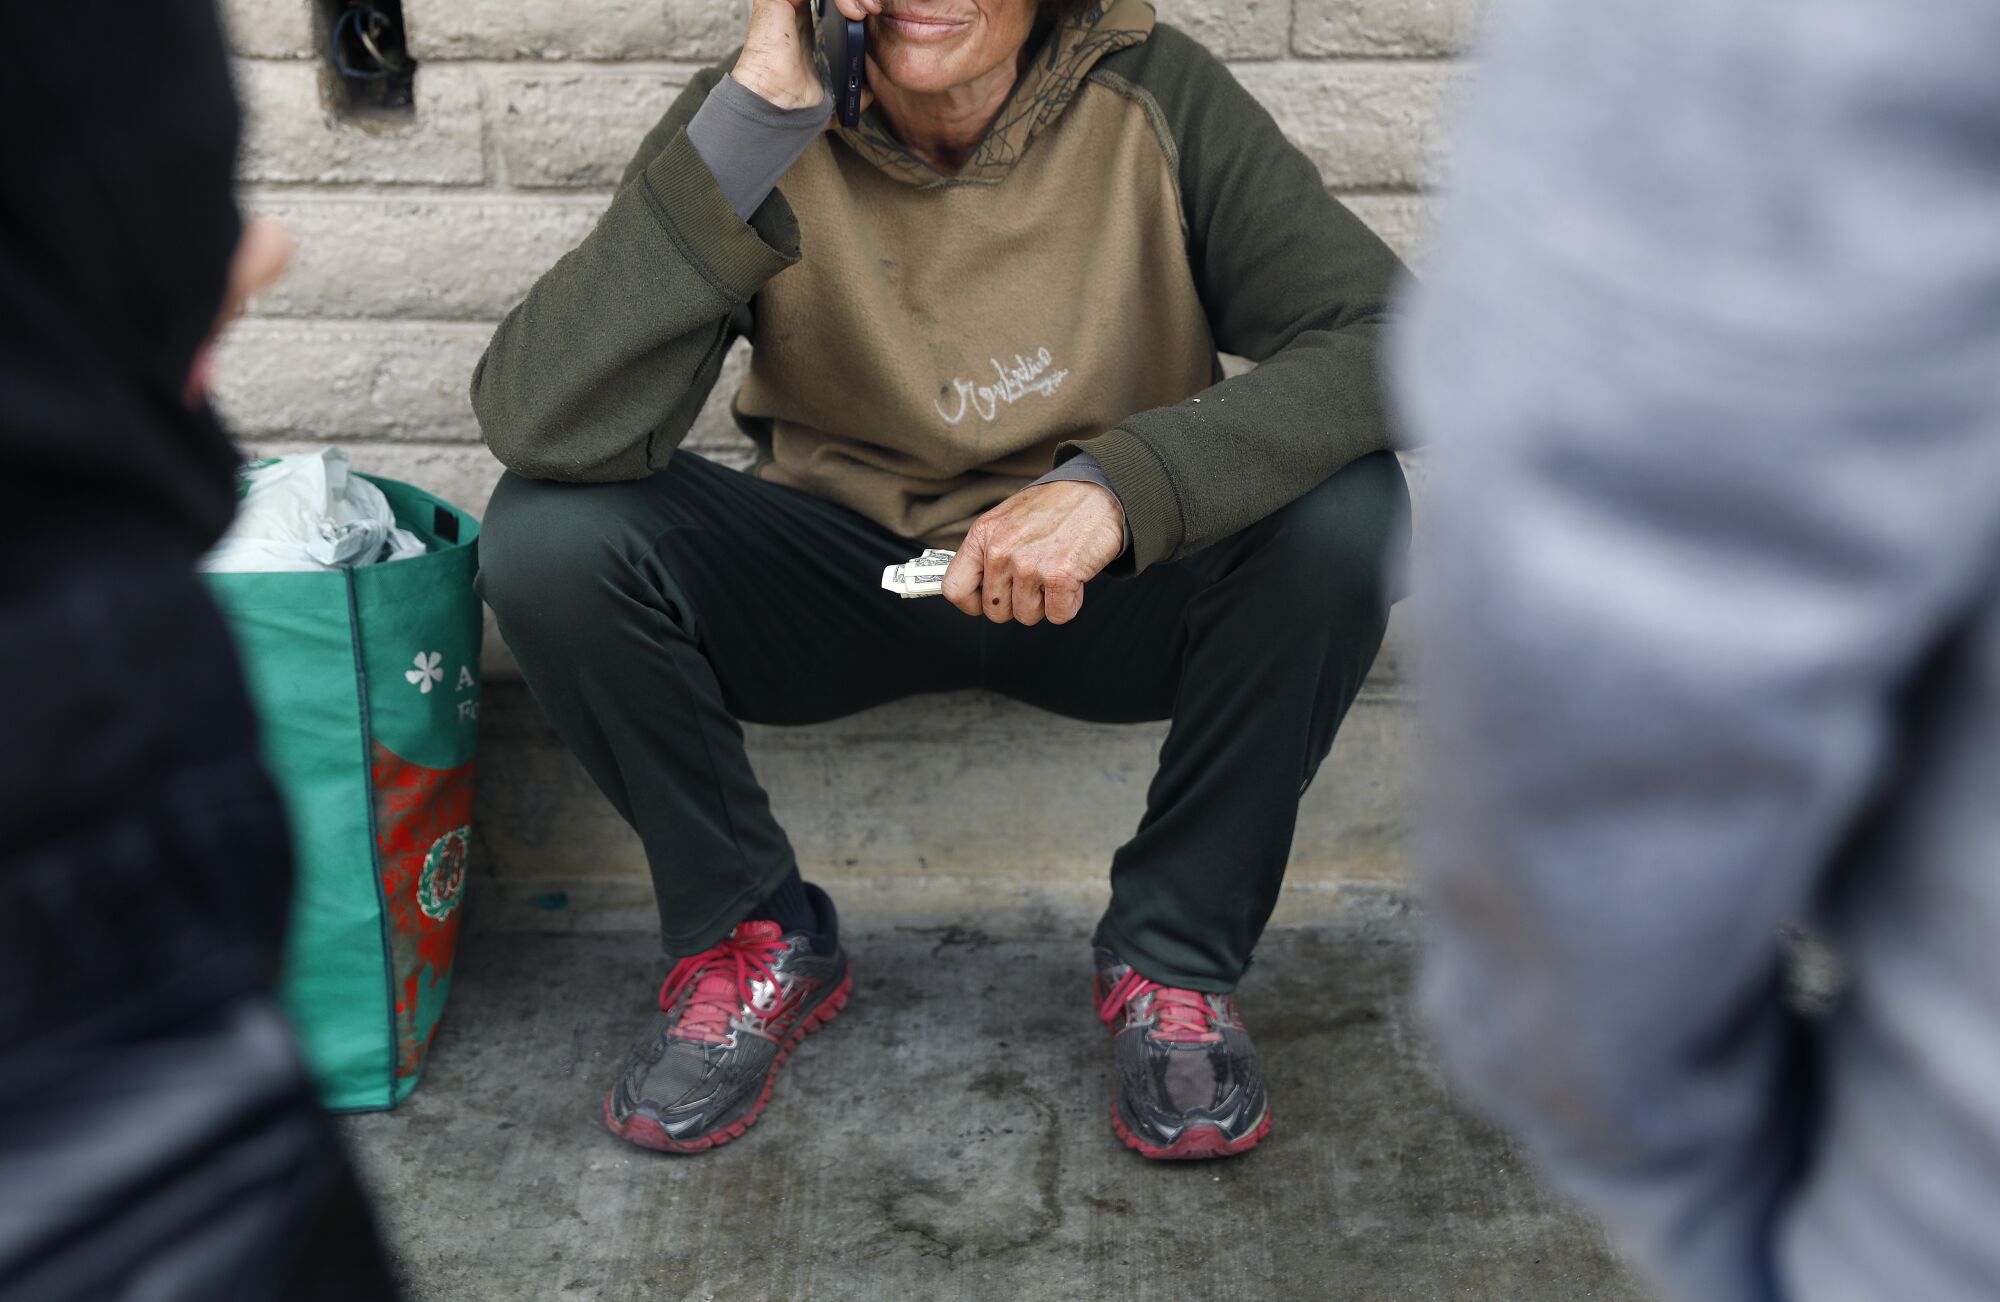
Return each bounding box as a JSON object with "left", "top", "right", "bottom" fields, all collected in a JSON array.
[{"left": 871, "top": 47, "right": 978, "bottom": 97}]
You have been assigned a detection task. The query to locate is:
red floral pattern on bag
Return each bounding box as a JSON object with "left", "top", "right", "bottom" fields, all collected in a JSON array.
[{"left": 372, "top": 741, "right": 475, "bottom": 1079}]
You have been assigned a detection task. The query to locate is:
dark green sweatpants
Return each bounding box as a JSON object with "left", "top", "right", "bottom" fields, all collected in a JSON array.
[{"left": 477, "top": 450, "right": 1408, "bottom": 991}]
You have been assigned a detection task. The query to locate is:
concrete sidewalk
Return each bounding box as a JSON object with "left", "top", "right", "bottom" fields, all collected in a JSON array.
[{"left": 340, "top": 895, "right": 1647, "bottom": 1301}]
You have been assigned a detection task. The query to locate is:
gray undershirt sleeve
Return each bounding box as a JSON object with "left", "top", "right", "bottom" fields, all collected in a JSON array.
[
  {"left": 1029, "top": 452, "right": 1132, "bottom": 559},
  {"left": 685, "top": 74, "right": 831, "bottom": 222}
]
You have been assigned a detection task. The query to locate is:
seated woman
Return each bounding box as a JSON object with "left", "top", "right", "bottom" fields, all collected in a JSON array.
[{"left": 473, "top": 0, "right": 1410, "bottom": 1160}]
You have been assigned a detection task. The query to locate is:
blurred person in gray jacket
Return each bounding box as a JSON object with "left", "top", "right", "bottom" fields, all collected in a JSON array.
[{"left": 1394, "top": 1, "right": 2000, "bottom": 1300}]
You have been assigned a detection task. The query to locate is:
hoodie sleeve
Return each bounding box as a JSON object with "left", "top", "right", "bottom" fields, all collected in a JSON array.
[
  {"left": 1057, "top": 27, "right": 1407, "bottom": 574},
  {"left": 469, "top": 64, "right": 802, "bottom": 482}
]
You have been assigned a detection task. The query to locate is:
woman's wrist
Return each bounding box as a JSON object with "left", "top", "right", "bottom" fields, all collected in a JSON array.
[
  {"left": 728, "top": 64, "right": 823, "bottom": 112},
  {"left": 732, "top": 0, "right": 824, "bottom": 111}
]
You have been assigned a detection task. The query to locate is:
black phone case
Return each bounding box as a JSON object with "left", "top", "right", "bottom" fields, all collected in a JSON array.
[{"left": 815, "top": 0, "right": 867, "bottom": 128}]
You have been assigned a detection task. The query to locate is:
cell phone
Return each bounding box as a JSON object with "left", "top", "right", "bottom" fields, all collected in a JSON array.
[{"left": 814, "top": 0, "right": 867, "bottom": 129}]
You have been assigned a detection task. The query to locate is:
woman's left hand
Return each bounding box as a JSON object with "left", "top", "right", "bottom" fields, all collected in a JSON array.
[{"left": 941, "top": 481, "right": 1126, "bottom": 626}]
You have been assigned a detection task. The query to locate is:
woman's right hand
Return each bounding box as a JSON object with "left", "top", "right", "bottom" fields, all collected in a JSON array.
[{"left": 733, "top": 0, "right": 877, "bottom": 111}]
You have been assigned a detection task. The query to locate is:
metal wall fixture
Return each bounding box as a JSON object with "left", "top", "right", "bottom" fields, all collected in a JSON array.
[{"left": 318, "top": 0, "right": 417, "bottom": 117}]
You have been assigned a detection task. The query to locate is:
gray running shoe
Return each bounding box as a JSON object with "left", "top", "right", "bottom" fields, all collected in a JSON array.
[
  {"left": 1094, "top": 946, "right": 1272, "bottom": 1159},
  {"left": 604, "top": 886, "right": 850, "bottom": 1153}
]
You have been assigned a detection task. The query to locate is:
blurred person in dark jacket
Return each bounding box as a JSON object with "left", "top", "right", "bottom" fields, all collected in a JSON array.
[
  {"left": 0, "top": 2, "right": 398, "bottom": 1298},
  {"left": 1397, "top": 0, "right": 2000, "bottom": 1300}
]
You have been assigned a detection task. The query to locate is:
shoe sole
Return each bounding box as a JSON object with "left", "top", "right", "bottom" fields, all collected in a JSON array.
[
  {"left": 1111, "top": 1102, "right": 1273, "bottom": 1161},
  {"left": 602, "top": 973, "right": 853, "bottom": 1155}
]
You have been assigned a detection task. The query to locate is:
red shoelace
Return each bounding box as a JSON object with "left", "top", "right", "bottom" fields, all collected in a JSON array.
[
  {"left": 660, "top": 922, "right": 791, "bottom": 1045},
  {"left": 1097, "top": 969, "right": 1221, "bottom": 1044}
]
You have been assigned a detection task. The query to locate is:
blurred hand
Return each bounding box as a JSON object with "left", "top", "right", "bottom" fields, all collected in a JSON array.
[
  {"left": 734, "top": 0, "right": 877, "bottom": 112},
  {"left": 941, "top": 481, "right": 1125, "bottom": 626},
  {"left": 185, "top": 216, "right": 293, "bottom": 407}
]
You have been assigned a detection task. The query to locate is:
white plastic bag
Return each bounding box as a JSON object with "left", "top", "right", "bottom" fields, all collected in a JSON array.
[{"left": 201, "top": 447, "right": 427, "bottom": 574}]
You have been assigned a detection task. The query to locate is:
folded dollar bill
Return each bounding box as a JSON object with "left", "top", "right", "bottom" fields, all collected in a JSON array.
[{"left": 881, "top": 548, "right": 956, "bottom": 599}]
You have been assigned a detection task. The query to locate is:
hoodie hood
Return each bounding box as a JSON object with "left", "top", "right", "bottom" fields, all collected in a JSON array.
[{"left": 834, "top": 0, "right": 1157, "bottom": 188}]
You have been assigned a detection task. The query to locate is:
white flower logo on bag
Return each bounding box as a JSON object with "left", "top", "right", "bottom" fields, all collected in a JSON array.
[
  {"left": 405, "top": 651, "right": 444, "bottom": 694},
  {"left": 418, "top": 826, "right": 470, "bottom": 921}
]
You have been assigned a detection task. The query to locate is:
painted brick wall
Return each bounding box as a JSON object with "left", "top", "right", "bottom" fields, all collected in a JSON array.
[{"left": 216, "top": 0, "right": 1469, "bottom": 541}]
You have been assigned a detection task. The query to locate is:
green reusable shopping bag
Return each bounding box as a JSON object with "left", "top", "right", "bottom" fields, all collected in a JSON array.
[{"left": 205, "top": 476, "right": 482, "bottom": 1112}]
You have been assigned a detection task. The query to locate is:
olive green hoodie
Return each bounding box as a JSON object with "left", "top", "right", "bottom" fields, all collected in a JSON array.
[{"left": 471, "top": 0, "right": 1403, "bottom": 574}]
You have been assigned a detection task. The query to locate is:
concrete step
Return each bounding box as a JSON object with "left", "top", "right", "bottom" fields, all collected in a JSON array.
[{"left": 467, "top": 616, "right": 1414, "bottom": 934}]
